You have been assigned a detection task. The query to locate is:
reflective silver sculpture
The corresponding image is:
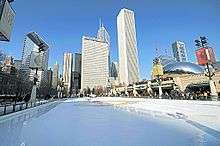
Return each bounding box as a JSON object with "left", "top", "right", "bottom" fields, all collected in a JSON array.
[{"left": 158, "top": 55, "right": 204, "bottom": 74}]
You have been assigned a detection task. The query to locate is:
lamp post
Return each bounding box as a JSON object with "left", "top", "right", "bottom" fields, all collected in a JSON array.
[
  {"left": 152, "top": 58, "right": 164, "bottom": 99},
  {"left": 29, "top": 39, "right": 48, "bottom": 102},
  {"left": 157, "top": 76, "right": 163, "bottom": 99},
  {"left": 107, "top": 79, "right": 111, "bottom": 96},
  {"left": 195, "top": 36, "right": 218, "bottom": 101},
  {"left": 57, "top": 76, "right": 64, "bottom": 98},
  {"left": 29, "top": 67, "right": 38, "bottom": 102},
  {"left": 60, "top": 77, "right": 64, "bottom": 98},
  {"left": 29, "top": 51, "right": 44, "bottom": 102}
]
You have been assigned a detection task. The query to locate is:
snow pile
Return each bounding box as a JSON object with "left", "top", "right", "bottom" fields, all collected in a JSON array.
[{"left": 62, "top": 98, "right": 88, "bottom": 103}]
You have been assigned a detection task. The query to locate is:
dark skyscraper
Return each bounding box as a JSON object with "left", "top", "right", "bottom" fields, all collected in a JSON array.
[{"left": 72, "top": 53, "right": 81, "bottom": 92}]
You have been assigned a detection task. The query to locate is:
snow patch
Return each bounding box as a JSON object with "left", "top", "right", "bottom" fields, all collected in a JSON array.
[{"left": 90, "top": 97, "right": 220, "bottom": 134}]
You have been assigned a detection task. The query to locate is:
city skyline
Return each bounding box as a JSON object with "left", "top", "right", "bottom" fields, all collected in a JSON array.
[
  {"left": 1, "top": 0, "right": 220, "bottom": 79},
  {"left": 1, "top": 1, "right": 220, "bottom": 145}
]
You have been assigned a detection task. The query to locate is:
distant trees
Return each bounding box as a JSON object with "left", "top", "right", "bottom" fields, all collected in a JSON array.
[
  {"left": 82, "top": 86, "right": 107, "bottom": 97},
  {"left": 83, "top": 87, "right": 91, "bottom": 96},
  {"left": 94, "top": 86, "right": 104, "bottom": 96},
  {"left": 92, "top": 88, "right": 95, "bottom": 94}
]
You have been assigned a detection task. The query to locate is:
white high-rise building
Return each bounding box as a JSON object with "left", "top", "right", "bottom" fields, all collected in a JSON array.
[
  {"left": 62, "top": 53, "right": 73, "bottom": 95},
  {"left": 81, "top": 24, "right": 110, "bottom": 89},
  {"left": 117, "top": 8, "right": 139, "bottom": 85},
  {"left": 172, "top": 41, "right": 188, "bottom": 62},
  {"left": 21, "top": 32, "right": 49, "bottom": 88}
]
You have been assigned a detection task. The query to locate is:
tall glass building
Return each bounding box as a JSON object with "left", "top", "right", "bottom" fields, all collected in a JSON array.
[
  {"left": 21, "top": 32, "right": 49, "bottom": 88},
  {"left": 117, "top": 8, "right": 139, "bottom": 85},
  {"left": 72, "top": 53, "right": 81, "bottom": 91},
  {"left": 110, "top": 62, "right": 118, "bottom": 79},
  {"left": 172, "top": 41, "right": 188, "bottom": 62}
]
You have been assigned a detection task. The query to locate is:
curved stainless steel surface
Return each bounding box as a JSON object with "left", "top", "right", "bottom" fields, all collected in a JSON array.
[{"left": 164, "top": 62, "right": 204, "bottom": 74}]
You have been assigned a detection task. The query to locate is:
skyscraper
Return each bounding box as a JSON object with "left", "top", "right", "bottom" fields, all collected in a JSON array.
[
  {"left": 52, "top": 62, "right": 59, "bottom": 89},
  {"left": 97, "top": 22, "right": 110, "bottom": 45},
  {"left": 47, "top": 68, "right": 53, "bottom": 90},
  {"left": 72, "top": 53, "right": 81, "bottom": 92},
  {"left": 81, "top": 23, "right": 110, "bottom": 89},
  {"left": 21, "top": 32, "right": 49, "bottom": 88},
  {"left": 62, "top": 52, "right": 73, "bottom": 95},
  {"left": 172, "top": 41, "right": 188, "bottom": 62},
  {"left": 117, "top": 8, "right": 139, "bottom": 85},
  {"left": 110, "top": 61, "right": 118, "bottom": 79}
]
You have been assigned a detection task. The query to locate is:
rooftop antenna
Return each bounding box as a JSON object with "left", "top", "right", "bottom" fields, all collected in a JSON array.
[
  {"left": 99, "top": 18, "right": 102, "bottom": 29},
  {"left": 155, "top": 47, "right": 159, "bottom": 58}
]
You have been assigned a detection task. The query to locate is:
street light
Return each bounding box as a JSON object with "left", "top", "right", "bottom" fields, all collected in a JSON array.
[
  {"left": 57, "top": 75, "right": 64, "bottom": 98},
  {"left": 28, "top": 32, "right": 49, "bottom": 102},
  {"left": 195, "top": 40, "right": 201, "bottom": 48},
  {"left": 200, "top": 36, "right": 208, "bottom": 47},
  {"left": 107, "top": 79, "right": 111, "bottom": 96},
  {"left": 152, "top": 58, "right": 164, "bottom": 99},
  {"left": 60, "top": 77, "right": 64, "bottom": 98},
  {"left": 195, "top": 36, "right": 218, "bottom": 101}
]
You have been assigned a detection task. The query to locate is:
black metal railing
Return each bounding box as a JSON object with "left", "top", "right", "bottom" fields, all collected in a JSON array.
[{"left": 0, "top": 99, "right": 56, "bottom": 116}]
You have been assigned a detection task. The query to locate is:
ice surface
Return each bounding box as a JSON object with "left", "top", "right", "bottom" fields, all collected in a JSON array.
[
  {"left": 0, "top": 99, "right": 219, "bottom": 146},
  {"left": 91, "top": 97, "right": 220, "bottom": 137}
]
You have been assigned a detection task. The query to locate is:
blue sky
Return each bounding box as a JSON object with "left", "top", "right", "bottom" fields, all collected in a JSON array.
[{"left": 1, "top": 0, "right": 220, "bottom": 79}]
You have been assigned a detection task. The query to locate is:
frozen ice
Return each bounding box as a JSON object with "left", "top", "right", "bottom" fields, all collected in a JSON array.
[{"left": 0, "top": 99, "right": 219, "bottom": 146}]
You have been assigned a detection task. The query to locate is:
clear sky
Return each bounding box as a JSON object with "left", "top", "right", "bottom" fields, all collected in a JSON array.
[{"left": 1, "top": 0, "right": 220, "bottom": 79}]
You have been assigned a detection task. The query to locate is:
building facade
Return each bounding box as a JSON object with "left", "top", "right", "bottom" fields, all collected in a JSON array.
[
  {"left": 117, "top": 8, "right": 139, "bottom": 85},
  {"left": 110, "top": 61, "right": 118, "bottom": 79},
  {"left": 14, "top": 59, "right": 22, "bottom": 71},
  {"left": 62, "top": 52, "right": 73, "bottom": 95},
  {"left": 72, "top": 53, "right": 81, "bottom": 93},
  {"left": 47, "top": 68, "right": 53, "bottom": 90},
  {"left": 81, "top": 24, "right": 110, "bottom": 89},
  {"left": 20, "top": 32, "right": 49, "bottom": 90},
  {"left": 172, "top": 41, "right": 188, "bottom": 62},
  {"left": 52, "top": 62, "right": 59, "bottom": 89}
]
